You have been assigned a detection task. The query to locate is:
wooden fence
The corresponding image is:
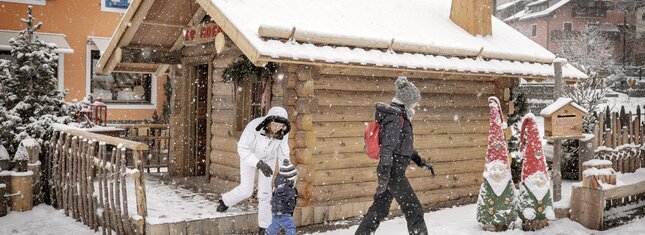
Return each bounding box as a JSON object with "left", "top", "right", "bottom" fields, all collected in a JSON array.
[
  {"left": 113, "top": 124, "right": 170, "bottom": 173},
  {"left": 592, "top": 108, "right": 645, "bottom": 173},
  {"left": 47, "top": 124, "right": 148, "bottom": 235}
]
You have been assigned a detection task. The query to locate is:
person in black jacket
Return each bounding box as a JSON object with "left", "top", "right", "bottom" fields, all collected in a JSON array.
[
  {"left": 266, "top": 159, "right": 298, "bottom": 235},
  {"left": 355, "top": 76, "right": 435, "bottom": 235}
]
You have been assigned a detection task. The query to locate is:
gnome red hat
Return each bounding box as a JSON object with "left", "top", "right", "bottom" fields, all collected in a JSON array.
[
  {"left": 519, "top": 113, "right": 548, "bottom": 181},
  {"left": 486, "top": 97, "right": 508, "bottom": 164}
]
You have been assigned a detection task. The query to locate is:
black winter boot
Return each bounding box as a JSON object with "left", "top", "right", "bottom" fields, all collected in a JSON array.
[{"left": 216, "top": 199, "right": 228, "bottom": 212}]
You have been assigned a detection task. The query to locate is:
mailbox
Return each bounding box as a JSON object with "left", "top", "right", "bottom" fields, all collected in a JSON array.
[{"left": 539, "top": 97, "right": 587, "bottom": 139}]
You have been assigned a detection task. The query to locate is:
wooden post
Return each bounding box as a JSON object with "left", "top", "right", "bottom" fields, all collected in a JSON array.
[
  {"left": 120, "top": 148, "right": 132, "bottom": 235},
  {"left": 0, "top": 183, "right": 7, "bottom": 217},
  {"left": 97, "top": 144, "right": 107, "bottom": 235},
  {"left": 109, "top": 149, "right": 121, "bottom": 235},
  {"left": 133, "top": 150, "right": 147, "bottom": 235},
  {"left": 113, "top": 148, "right": 125, "bottom": 235},
  {"left": 579, "top": 136, "right": 595, "bottom": 180},
  {"left": 9, "top": 171, "right": 34, "bottom": 212},
  {"left": 553, "top": 60, "right": 563, "bottom": 201}
]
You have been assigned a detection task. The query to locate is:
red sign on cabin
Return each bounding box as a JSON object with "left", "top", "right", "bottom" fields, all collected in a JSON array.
[{"left": 183, "top": 23, "right": 222, "bottom": 44}]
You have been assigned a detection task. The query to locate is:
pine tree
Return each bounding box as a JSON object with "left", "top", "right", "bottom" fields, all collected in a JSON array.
[
  {"left": 0, "top": 6, "right": 70, "bottom": 154},
  {"left": 507, "top": 91, "right": 529, "bottom": 183}
]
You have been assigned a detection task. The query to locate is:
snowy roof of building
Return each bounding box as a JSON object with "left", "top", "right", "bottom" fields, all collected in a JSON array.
[
  {"left": 526, "top": 0, "right": 549, "bottom": 7},
  {"left": 539, "top": 97, "right": 589, "bottom": 116},
  {"left": 498, "top": 0, "right": 526, "bottom": 11},
  {"left": 201, "top": 0, "right": 587, "bottom": 79},
  {"left": 0, "top": 30, "right": 74, "bottom": 54},
  {"left": 505, "top": 0, "right": 572, "bottom": 21}
]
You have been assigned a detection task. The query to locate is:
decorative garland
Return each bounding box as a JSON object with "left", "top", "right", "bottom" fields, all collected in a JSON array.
[{"left": 222, "top": 55, "right": 278, "bottom": 85}]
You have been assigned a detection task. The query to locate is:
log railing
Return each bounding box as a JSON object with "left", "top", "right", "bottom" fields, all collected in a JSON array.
[
  {"left": 48, "top": 124, "right": 148, "bottom": 235},
  {"left": 593, "top": 109, "right": 645, "bottom": 173},
  {"left": 112, "top": 124, "right": 170, "bottom": 173}
]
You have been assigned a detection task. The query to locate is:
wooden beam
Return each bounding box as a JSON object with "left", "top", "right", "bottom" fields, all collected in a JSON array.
[
  {"left": 196, "top": 0, "right": 263, "bottom": 65},
  {"left": 120, "top": 47, "right": 182, "bottom": 64},
  {"left": 97, "top": 0, "right": 156, "bottom": 74},
  {"left": 141, "top": 20, "right": 185, "bottom": 28}
]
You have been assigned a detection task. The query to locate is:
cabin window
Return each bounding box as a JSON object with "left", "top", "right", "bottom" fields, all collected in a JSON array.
[
  {"left": 235, "top": 78, "right": 267, "bottom": 131},
  {"left": 563, "top": 22, "right": 573, "bottom": 31},
  {"left": 0, "top": 0, "right": 46, "bottom": 5},
  {"left": 101, "top": 0, "right": 131, "bottom": 13},
  {"left": 89, "top": 50, "right": 152, "bottom": 104},
  {"left": 531, "top": 24, "right": 537, "bottom": 37}
]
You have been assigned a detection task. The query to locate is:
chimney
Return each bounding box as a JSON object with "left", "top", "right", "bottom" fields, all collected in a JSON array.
[{"left": 450, "top": 0, "right": 493, "bottom": 36}]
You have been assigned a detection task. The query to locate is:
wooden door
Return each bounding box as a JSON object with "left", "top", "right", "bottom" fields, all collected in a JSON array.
[{"left": 193, "top": 64, "right": 209, "bottom": 175}]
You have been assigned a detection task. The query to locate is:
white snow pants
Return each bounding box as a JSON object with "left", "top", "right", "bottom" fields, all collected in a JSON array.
[{"left": 221, "top": 157, "right": 277, "bottom": 228}]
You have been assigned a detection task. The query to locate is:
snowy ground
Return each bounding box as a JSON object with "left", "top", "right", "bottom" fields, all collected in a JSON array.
[
  {"left": 308, "top": 204, "right": 645, "bottom": 235},
  {"left": 2, "top": 202, "right": 644, "bottom": 235},
  {"left": 598, "top": 91, "right": 645, "bottom": 114},
  {"left": 122, "top": 176, "right": 253, "bottom": 225}
]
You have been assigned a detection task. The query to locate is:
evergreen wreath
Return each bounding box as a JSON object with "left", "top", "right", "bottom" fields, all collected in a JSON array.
[{"left": 222, "top": 55, "right": 278, "bottom": 84}]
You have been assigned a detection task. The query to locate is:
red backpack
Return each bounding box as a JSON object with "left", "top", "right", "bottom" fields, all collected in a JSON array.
[{"left": 364, "top": 116, "right": 404, "bottom": 160}]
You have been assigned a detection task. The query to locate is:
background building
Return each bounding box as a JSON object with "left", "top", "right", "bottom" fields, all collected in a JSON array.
[{"left": 0, "top": 0, "right": 167, "bottom": 121}]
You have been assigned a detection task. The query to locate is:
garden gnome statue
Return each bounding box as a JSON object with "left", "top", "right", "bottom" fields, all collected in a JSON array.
[
  {"left": 476, "top": 97, "right": 518, "bottom": 231},
  {"left": 517, "top": 114, "right": 555, "bottom": 231}
]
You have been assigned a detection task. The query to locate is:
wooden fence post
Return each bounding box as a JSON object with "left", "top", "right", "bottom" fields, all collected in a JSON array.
[{"left": 579, "top": 136, "right": 595, "bottom": 179}]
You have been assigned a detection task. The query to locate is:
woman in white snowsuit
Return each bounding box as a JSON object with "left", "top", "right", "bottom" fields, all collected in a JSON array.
[
  {"left": 217, "top": 107, "right": 291, "bottom": 234},
  {"left": 355, "top": 77, "right": 434, "bottom": 235}
]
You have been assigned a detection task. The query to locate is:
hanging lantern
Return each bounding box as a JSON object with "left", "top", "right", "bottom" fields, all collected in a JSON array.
[
  {"left": 91, "top": 97, "right": 108, "bottom": 126},
  {"left": 79, "top": 106, "right": 92, "bottom": 122}
]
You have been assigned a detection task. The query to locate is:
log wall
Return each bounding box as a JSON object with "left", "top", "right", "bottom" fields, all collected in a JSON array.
[
  {"left": 208, "top": 44, "right": 244, "bottom": 189},
  {"left": 306, "top": 74, "right": 494, "bottom": 206}
]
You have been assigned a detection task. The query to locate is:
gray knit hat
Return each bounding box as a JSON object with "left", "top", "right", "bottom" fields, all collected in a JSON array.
[
  {"left": 394, "top": 76, "right": 421, "bottom": 105},
  {"left": 279, "top": 159, "right": 297, "bottom": 182}
]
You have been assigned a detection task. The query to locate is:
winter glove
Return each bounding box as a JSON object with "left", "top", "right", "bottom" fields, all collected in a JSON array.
[
  {"left": 411, "top": 153, "right": 435, "bottom": 176},
  {"left": 256, "top": 160, "right": 273, "bottom": 177},
  {"left": 375, "top": 164, "right": 391, "bottom": 195}
]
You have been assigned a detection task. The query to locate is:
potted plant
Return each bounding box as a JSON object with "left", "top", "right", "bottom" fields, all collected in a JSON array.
[{"left": 0, "top": 144, "right": 9, "bottom": 172}]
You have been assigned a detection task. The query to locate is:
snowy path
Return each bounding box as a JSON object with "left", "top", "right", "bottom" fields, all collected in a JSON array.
[
  {"left": 0, "top": 205, "right": 101, "bottom": 235},
  {"left": 309, "top": 204, "right": 645, "bottom": 235},
  {"left": 2, "top": 203, "right": 644, "bottom": 235}
]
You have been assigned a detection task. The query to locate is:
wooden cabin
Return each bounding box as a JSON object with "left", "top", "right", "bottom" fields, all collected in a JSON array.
[{"left": 97, "top": 0, "right": 587, "bottom": 226}]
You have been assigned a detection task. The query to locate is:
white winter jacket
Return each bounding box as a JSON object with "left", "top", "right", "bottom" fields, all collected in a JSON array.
[{"left": 238, "top": 107, "right": 290, "bottom": 167}]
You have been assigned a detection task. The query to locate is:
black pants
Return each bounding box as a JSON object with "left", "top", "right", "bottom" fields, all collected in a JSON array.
[{"left": 355, "top": 156, "right": 428, "bottom": 235}]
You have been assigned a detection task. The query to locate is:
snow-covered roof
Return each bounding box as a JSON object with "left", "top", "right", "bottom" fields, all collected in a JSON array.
[
  {"left": 498, "top": 0, "right": 526, "bottom": 11},
  {"left": 505, "top": 0, "right": 572, "bottom": 21},
  {"left": 526, "top": 0, "right": 549, "bottom": 7},
  {"left": 0, "top": 30, "right": 74, "bottom": 54},
  {"left": 88, "top": 36, "right": 110, "bottom": 56},
  {"left": 539, "top": 97, "right": 589, "bottom": 116},
  {"left": 204, "top": 0, "right": 587, "bottom": 79}
]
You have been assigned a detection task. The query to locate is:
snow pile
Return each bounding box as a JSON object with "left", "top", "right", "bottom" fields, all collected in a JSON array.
[{"left": 582, "top": 167, "right": 615, "bottom": 177}]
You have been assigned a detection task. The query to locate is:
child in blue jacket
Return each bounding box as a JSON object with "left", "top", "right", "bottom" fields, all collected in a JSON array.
[{"left": 266, "top": 159, "right": 298, "bottom": 235}]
